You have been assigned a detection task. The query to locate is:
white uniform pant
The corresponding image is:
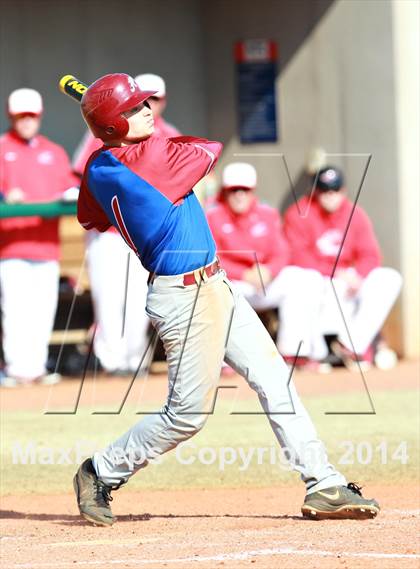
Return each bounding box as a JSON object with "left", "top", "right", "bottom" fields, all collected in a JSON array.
[
  {"left": 93, "top": 268, "right": 346, "bottom": 495},
  {"left": 232, "top": 266, "right": 325, "bottom": 358},
  {"left": 312, "top": 267, "right": 402, "bottom": 360},
  {"left": 0, "top": 259, "right": 59, "bottom": 379},
  {"left": 87, "top": 231, "right": 150, "bottom": 372}
]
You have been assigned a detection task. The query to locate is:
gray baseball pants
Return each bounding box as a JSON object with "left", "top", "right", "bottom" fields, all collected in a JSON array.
[{"left": 93, "top": 268, "right": 346, "bottom": 494}]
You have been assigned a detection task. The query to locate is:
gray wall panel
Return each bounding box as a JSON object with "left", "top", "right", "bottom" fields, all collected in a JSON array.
[{"left": 0, "top": 0, "right": 207, "bottom": 154}]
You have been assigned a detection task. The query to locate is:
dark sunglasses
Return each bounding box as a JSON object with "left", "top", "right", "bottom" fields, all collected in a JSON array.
[{"left": 122, "top": 100, "right": 151, "bottom": 118}]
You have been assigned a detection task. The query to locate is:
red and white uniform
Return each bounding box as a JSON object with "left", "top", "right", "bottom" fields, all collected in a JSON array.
[
  {"left": 0, "top": 130, "right": 76, "bottom": 379},
  {"left": 284, "top": 196, "right": 402, "bottom": 358},
  {"left": 72, "top": 116, "right": 181, "bottom": 373},
  {"left": 207, "top": 196, "right": 328, "bottom": 358},
  {"left": 0, "top": 130, "right": 75, "bottom": 260}
]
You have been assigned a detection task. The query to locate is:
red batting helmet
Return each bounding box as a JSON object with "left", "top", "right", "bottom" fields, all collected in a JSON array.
[{"left": 81, "top": 73, "right": 156, "bottom": 142}]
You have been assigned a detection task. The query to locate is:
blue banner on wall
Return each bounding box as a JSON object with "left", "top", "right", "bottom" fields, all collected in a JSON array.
[{"left": 235, "top": 40, "right": 278, "bottom": 144}]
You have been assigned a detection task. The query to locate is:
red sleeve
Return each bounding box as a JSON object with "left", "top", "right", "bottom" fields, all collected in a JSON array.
[
  {"left": 221, "top": 255, "right": 251, "bottom": 280},
  {"left": 164, "top": 136, "right": 223, "bottom": 185},
  {"left": 0, "top": 141, "right": 8, "bottom": 192},
  {"left": 224, "top": 254, "right": 258, "bottom": 280},
  {"left": 206, "top": 211, "right": 249, "bottom": 280},
  {"left": 57, "top": 146, "right": 80, "bottom": 193},
  {"left": 77, "top": 178, "right": 111, "bottom": 232},
  {"left": 169, "top": 136, "right": 215, "bottom": 144},
  {"left": 352, "top": 208, "right": 381, "bottom": 277},
  {"left": 72, "top": 131, "right": 103, "bottom": 176},
  {"left": 283, "top": 205, "right": 320, "bottom": 269},
  {"left": 77, "top": 152, "right": 111, "bottom": 232},
  {"left": 118, "top": 135, "right": 223, "bottom": 204},
  {"left": 263, "top": 210, "right": 290, "bottom": 277}
]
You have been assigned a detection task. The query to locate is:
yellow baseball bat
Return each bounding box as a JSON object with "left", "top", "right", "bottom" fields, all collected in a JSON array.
[{"left": 59, "top": 74, "right": 88, "bottom": 102}]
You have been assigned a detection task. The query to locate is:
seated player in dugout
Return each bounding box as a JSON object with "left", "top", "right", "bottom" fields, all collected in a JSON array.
[
  {"left": 207, "top": 162, "right": 329, "bottom": 372},
  {"left": 73, "top": 73, "right": 380, "bottom": 526},
  {"left": 0, "top": 88, "right": 78, "bottom": 387},
  {"left": 283, "top": 166, "right": 402, "bottom": 370}
]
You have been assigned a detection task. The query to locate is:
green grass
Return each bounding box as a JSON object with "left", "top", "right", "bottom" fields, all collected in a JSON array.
[{"left": 1, "top": 390, "right": 418, "bottom": 495}]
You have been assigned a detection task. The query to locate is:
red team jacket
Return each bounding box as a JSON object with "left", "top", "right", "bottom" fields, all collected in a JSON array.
[
  {"left": 206, "top": 196, "right": 290, "bottom": 281},
  {"left": 283, "top": 195, "right": 381, "bottom": 277},
  {"left": 0, "top": 130, "right": 76, "bottom": 261}
]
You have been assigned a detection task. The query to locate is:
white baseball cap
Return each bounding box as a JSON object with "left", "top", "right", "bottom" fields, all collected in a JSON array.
[
  {"left": 134, "top": 74, "right": 166, "bottom": 98},
  {"left": 8, "top": 88, "right": 43, "bottom": 115},
  {"left": 222, "top": 162, "right": 257, "bottom": 190}
]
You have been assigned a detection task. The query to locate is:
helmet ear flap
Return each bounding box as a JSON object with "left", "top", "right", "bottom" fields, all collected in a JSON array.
[
  {"left": 98, "top": 116, "right": 128, "bottom": 141},
  {"left": 110, "top": 115, "right": 129, "bottom": 141}
]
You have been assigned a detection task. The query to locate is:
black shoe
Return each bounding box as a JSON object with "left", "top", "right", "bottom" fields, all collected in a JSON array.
[
  {"left": 73, "top": 458, "right": 115, "bottom": 526},
  {"left": 301, "top": 482, "right": 380, "bottom": 520}
]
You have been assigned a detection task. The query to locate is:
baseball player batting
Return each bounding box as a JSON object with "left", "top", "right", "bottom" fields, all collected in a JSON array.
[{"left": 61, "top": 73, "right": 379, "bottom": 526}]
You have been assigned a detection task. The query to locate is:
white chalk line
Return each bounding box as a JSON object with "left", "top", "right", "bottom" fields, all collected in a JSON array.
[{"left": 11, "top": 546, "right": 420, "bottom": 568}]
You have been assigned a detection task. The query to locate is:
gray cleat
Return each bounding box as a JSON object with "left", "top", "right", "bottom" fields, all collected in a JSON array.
[
  {"left": 302, "top": 482, "right": 380, "bottom": 520},
  {"left": 73, "top": 458, "right": 116, "bottom": 526}
]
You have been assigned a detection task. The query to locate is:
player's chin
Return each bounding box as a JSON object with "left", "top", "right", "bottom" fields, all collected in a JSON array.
[
  {"left": 128, "top": 131, "right": 153, "bottom": 143},
  {"left": 138, "top": 125, "right": 154, "bottom": 139}
]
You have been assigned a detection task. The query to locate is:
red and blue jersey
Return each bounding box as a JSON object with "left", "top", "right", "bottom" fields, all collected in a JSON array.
[{"left": 77, "top": 135, "right": 222, "bottom": 275}]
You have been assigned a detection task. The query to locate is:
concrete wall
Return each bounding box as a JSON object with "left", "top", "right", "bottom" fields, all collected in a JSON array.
[
  {"left": 0, "top": 0, "right": 207, "bottom": 154},
  {"left": 202, "top": 0, "right": 401, "bottom": 272},
  {"left": 392, "top": 0, "right": 420, "bottom": 358}
]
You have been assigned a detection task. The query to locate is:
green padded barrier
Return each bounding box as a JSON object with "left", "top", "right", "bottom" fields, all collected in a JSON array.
[{"left": 0, "top": 200, "right": 77, "bottom": 219}]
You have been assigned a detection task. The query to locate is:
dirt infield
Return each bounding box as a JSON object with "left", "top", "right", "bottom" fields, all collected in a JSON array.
[
  {"left": 1, "top": 485, "right": 419, "bottom": 568},
  {"left": 1, "top": 361, "right": 419, "bottom": 568}
]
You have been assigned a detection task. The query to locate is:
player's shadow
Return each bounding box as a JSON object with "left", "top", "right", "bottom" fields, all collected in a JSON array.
[{"left": 0, "top": 509, "right": 304, "bottom": 524}]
